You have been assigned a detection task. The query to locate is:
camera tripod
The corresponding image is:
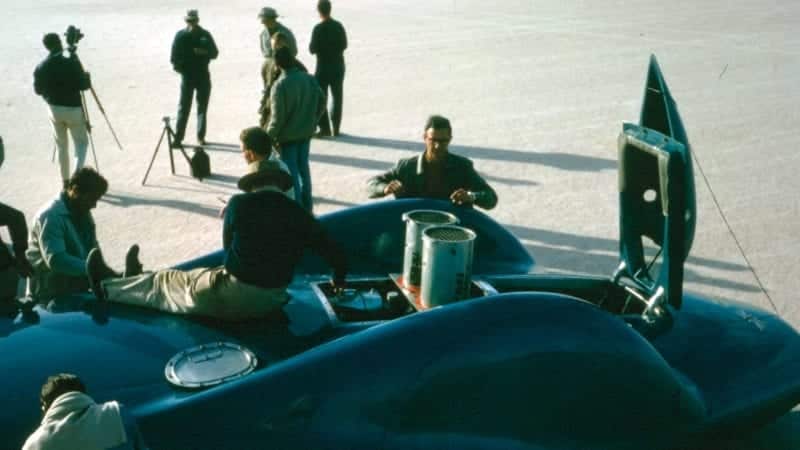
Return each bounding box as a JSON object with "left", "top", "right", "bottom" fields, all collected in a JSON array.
[
  {"left": 141, "top": 117, "right": 194, "bottom": 185},
  {"left": 50, "top": 46, "right": 124, "bottom": 170}
]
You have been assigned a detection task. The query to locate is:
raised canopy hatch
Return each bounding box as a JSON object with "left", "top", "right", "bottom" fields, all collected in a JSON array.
[{"left": 614, "top": 56, "right": 696, "bottom": 313}]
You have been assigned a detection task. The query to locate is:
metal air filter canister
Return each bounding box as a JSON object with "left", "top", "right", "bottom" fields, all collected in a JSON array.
[
  {"left": 401, "top": 210, "right": 459, "bottom": 288},
  {"left": 420, "top": 225, "right": 476, "bottom": 308}
]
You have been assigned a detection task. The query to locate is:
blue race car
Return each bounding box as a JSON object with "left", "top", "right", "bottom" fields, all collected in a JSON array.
[{"left": 2, "top": 56, "right": 798, "bottom": 450}]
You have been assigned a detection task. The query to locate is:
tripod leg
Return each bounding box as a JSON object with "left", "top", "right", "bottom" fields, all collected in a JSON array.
[
  {"left": 167, "top": 127, "right": 177, "bottom": 175},
  {"left": 88, "top": 132, "right": 99, "bottom": 171},
  {"left": 142, "top": 126, "right": 168, "bottom": 185},
  {"left": 80, "top": 92, "right": 99, "bottom": 171},
  {"left": 89, "top": 86, "right": 124, "bottom": 151}
]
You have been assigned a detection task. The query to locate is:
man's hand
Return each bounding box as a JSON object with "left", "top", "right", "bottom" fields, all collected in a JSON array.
[
  {"left": 450, "top": 188, "right": 476, "bottom": 206},
  {"left": 331, "top": 279, "right": 347, "bottom": 296},
  {"left": 14, "top": 254, "right": 33, "bottom": 278},
  {"left": 383, "top": 180, "right": 405, "bottom": 196}
]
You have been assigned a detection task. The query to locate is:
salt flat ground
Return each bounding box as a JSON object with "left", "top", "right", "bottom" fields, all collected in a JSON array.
[{"left": 1, "top": 0, "right": 798, "bottom": 447}]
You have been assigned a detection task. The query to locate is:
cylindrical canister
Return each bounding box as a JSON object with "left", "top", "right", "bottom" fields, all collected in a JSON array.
[
  {"left": 420, "top": 225, "right": 476, "bottom": 308},
  {"left": 401, "top": 210, "right": 459, "bottom": 288}
]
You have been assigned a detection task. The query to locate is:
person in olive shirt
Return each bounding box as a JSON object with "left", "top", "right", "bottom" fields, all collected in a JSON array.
[
  {"left": 366, "top": 115, "right": 498, "bottom": 210},
  {"left": 309, "top": 0, "right": 348, "bottom": 137},
  {"left": 33, "top": 33, "right": 91, "bottom": 187},
  {"left": 170, "top": 9, "right": 219, "bottom": 147}
]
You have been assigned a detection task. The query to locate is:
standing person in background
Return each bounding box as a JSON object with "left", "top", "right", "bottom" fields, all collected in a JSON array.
[
  {"left": 33, "top": 33, "right": 91, "bottom": 189},
  {"left": 260, "top": 31, "right": 306, "bottom": 128},
  {"left": 266, "top": 47, "right": 325, "bottom": 212},
  {"left": 23, "top": 373, "right": 148, "bottom": 450},
  {"left": 171, "top": 9, "right": 219, "bottom": 147},
  {"left": 258, "top": 7, "right": 297, "bottom": 126},
  {"left": 310, "top": 0, "right": 348, "bottom": 137}
]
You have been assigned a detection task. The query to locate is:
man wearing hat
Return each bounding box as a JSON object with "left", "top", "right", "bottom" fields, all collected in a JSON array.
[
  {"left": 86, "top": 128, "right": 347, "bottom": 321},
  {"left": 258, "top": 7, "right": 297, "bottom": 88},
  {"left": 170, "top": 9, "right": 219, "bottom": 147},
  {"left": 257, "top": 7, "right": 298, "bottom": 126}
]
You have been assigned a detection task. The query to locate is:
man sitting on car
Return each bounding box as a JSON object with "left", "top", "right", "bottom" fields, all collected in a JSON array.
[{"left": 87, "top": 128, "right": 346, "bottom": 320}]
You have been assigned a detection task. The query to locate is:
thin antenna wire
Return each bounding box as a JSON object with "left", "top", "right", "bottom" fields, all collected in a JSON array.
[{"left": 690, "top": 149, "right": 779, "bottom": 313}]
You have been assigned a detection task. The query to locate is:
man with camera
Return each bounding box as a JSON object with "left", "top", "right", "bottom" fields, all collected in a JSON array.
[
  {"left": 34, "top": 32, "right": 91, "bottom": 189},
  {"left": 171, "top": 9, "right": 219, "bottom": 147}
]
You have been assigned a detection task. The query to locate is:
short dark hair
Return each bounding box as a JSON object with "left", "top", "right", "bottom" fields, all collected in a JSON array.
[
  {"left": 240, "top": 127, "right": 272, "bottom": 156},
  {"left": 43, "top": 33, "right": 62, "bottom": 52},
  {"left": 274, "top": 46, "right": 294, "bottom": 70},
  {"left": 424, "top": 115, "right": 452, "bottom": 134},
  {"left": 318, "top": 0, "right": 332, "bottom": 16},
  {"left": 67, "top": 167, "right": 108, "bottom": 196},
  {"left": 40, "top": 373, "right": 86, "bottom": 412}
]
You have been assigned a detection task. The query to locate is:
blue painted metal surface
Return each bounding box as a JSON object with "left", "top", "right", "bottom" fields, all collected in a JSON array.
[
  {"left": 175, "top": 197, "right": 535, "bottom": 276},
  {"left": 1, "top": 56, "right": 798, "bottom": 450}
]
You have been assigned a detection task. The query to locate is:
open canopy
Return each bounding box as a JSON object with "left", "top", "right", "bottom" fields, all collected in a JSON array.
[{"left": 616, "top": 56, "right": 697, "bottom": 311}]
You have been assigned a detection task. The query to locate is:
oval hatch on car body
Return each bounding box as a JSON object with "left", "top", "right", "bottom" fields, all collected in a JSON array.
[{"left": 165, "top": 341, "right": 258, "bottom": 389}]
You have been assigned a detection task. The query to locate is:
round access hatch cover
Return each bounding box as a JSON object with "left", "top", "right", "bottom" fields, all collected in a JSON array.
[{"left": 165, "top": 342, "right": 258, "bottom": 389}]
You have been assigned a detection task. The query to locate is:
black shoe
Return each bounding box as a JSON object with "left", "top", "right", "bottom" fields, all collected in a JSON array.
[
  {"left": 314, "top": 130, "right": 332, "bottom": 139},
  {"left": 170, "top": 140, "right": 183, "bottom": 149},
  {"left": 86, "top": 248, "right": 109, "bottom": 301},
  {"left": 197, "top": 138, "right": 206, "bottom": 146},
  {"left": 124, "top": 244, "right": 143, "bottom": 277}
]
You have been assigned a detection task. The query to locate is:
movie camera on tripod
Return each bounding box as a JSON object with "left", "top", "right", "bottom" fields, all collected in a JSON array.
[{"left": 50, "top": 25, "right": 124, "bottom": 169}]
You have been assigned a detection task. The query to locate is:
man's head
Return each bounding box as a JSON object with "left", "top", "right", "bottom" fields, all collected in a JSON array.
[
  {"left": 259, "top": 7, "right": 279, "bottom": 28},
  {"left": 240, "top": 126, "right": 272, "bottom": 163},
  {"left": 40, "top": 373, "right": 86, "bottom": 414},
  {"left": 317, "top": 0, "right": 332, "bottom": 18},
  {"left": 42, "top": 33, "right": 63, "bottom": 53},
  {"left": 185, "top": 9, "right": 200, "bottom": 29},
  {"left": 423, "top": 115, "right": 453, "bottom": 163},
  {"left": 274, "top": 46, "right": 294, "bottom": 70},
  {"left": 65, "top": 167, "right": 108, "bottom": 214}
]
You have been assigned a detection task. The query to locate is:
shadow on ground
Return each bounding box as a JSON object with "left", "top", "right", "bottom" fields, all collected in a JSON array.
[
  {"left": 506, "top": 224, "right": 761, "bottom": 294},
  {"left": 332, "top": 134, "right": 617, "bottom": 172},
  {"left": 102, "top": 192, "right": 220, "bottom": 219},
  {"left": 311, "top": 153, "right": 537, "bottom": 187}
]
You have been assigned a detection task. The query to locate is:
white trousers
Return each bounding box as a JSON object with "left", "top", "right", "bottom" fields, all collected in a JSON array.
[
  {"left": 103, "top": 266, "right": 288, "bottom": 321},
  {"left": 49, "top": 104, "right": 89, "bottom": 181}
]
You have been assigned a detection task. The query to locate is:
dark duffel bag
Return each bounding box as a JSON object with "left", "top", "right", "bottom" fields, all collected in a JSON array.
[{"left": 190, "top": 148, "right": 211, "bottom": 180}]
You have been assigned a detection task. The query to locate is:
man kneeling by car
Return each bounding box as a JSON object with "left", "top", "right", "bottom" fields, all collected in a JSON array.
[{"left": 86, "top": 135, "right": 347, "bottom": 320}]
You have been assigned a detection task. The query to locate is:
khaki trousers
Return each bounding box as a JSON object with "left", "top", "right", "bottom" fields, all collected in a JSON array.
[
  {"left": 48, "top": 104, "right": 89, "bottom": 181},
  {"left": 102, "top": 266, "right": 288, "bottom": 320}
]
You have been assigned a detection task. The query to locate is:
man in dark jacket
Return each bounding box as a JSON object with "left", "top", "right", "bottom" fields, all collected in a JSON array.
[
  {"left": 33, "top": 33, "right": 91, "bottom": 188},
  {"left": 366, "top": 115, "right": 498, "bottom": 210},
  {"left": 170, "top": 9, "right": 218, "bottom": 147},
  {"left": 309, "top": 0, "right": 348, "bottom": 137}
]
